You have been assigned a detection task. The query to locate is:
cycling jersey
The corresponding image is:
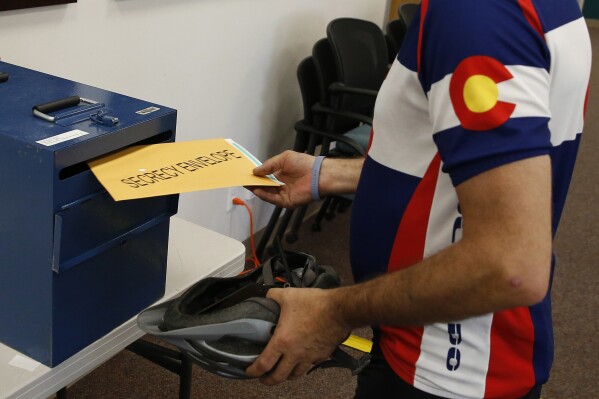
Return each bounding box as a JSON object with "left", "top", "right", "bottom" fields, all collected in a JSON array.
[{"left": 350, "top": 1, "right": 591, "bottom": 397}]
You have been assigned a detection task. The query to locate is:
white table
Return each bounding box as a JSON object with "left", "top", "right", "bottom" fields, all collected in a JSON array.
[{"left": 0, "top": 217, "right": 245, "bottom": 399}]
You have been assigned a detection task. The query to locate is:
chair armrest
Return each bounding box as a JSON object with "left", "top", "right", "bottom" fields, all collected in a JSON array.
[
  {"left": 312, "top": 103, "right": 373, "bottom": 125},
  {"left": 294, "top": 121, "right": 366, "bottom": 156},
  {"left": 328, "top": 82, "right": 378, "bottom": 97}
]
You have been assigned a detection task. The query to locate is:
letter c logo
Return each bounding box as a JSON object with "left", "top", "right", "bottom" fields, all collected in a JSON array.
[{"left": 450, "top": 56, "right": 516, "bottom": 131}]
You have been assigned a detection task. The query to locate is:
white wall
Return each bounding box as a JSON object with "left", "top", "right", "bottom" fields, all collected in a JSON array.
[{"left": 0, "top": 0, "right": 386, "bottom": 242}]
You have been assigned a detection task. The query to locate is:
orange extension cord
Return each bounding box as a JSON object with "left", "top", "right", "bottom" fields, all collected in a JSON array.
[
  {"left": 232, "top": 197, "right": 260, "bottom": 269},
  {"left": 233, "top": 197, "right": 287, "bottom": 284}
]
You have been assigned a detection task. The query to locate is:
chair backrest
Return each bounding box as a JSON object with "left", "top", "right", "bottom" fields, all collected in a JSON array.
[
  {"left": 312, "top": 38, "right": 337, "bottom": 108},
  {"left": 297, "top": 56, "right": 321, "bottom": 123},
  {"left": 326, "top": 18, "right": 388, "bottom": 92},
  {"left": 385, "top": 19, "right": 407, "bottom": 62},
  {"left": 325, "top": 18, "right": 387, "bottom": 132},
  {"left": 312, "top": 37, "right": 364, "bottom": 136},
  {"left": 399, "top": 3, "right": 419, "bottom": 30},
  {"left": 294, "top": 56, "right": 324, "bottom": 152}
]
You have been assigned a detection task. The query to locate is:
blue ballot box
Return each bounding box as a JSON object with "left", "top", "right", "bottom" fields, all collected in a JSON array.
[{"left": 0, "top": 62, "right": 179, "bottom": 366}]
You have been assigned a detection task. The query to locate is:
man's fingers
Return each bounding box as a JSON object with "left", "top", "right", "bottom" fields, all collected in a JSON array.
[
  {"left": 249, "top": 186, "right": 279, "bottom": 198},
  {"left": 248, "top": 187, "right": 288, "bottom": 207},
  {"left": 252, "top": 164, "right": 273, "bottom": 177},
  {"left": 245, "top": 347, "right": 282, "bottom": 378},
  {"left": 265, "top": 288, "right": 287, "bottom": 308},
  {"left": 258, "top": 355, "right": 300, "bottom": 386},
  {"left": 253, "top": 153, "right": 285, "bottom": 177}
]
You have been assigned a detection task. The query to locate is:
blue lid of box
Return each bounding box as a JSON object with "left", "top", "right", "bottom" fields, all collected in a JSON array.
[{"left": 0, "top": 61, "right": 176, "bottom": 151}]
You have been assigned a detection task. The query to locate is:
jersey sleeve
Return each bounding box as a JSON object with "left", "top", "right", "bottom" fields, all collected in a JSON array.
[{"left": 419, "top": 0, "right": 553, "bottom": 186}]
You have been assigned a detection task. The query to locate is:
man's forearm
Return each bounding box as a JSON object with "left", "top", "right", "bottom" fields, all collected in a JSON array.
[
  {"left": 329, "top": 156, "right": 552, "bottom": 329},
  {"left": 319, "top": 157, "right": 364, "bottom": 197},
  {"left": 331, "top": 237, "right": 549, "bottom": 330}
]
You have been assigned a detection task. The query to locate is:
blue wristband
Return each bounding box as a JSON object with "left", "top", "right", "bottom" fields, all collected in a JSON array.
[{"left": 311, "top": 156, "right": 325, "bottom": 201}]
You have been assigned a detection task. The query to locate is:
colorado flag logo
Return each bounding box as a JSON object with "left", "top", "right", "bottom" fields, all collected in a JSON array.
[{"left": 449, "top": 56, "right": 516, "bottom": 131}]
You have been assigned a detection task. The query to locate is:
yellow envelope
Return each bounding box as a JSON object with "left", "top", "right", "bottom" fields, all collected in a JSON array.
[{"left": 88, "top": 138, "right": 281, "bottom": 201}]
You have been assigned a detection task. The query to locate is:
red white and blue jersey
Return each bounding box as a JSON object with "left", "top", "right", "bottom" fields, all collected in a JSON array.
[{"left": 349, "top": 0, "right": 591, "bottom": 397}]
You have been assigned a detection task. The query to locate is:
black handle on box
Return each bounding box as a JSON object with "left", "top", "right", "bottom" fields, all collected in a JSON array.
[
  {"left": 0, "top": 72, "right": 8, "bottom": 83},
  {"left": 33, "top": 96, "right": 81, "bottom": 114}
]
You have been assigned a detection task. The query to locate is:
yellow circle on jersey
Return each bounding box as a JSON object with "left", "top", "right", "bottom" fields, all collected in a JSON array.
[{"left": 463, "top": 75, "right": 499, "bottom": 113}]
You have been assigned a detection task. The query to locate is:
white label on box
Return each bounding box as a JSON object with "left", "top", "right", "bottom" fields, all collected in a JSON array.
[
  {"left": 36, "top": 129, "right": 89, "bottom": 147},
  {"left": 8, "top": 354, "right": 40, "bottom": 372},
  {"left": 136, "top": 106, "right": 160, "bottom": 115}
]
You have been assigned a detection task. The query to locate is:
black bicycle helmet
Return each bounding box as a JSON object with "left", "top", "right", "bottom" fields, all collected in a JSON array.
[{"left": 137, "top": 249, "right": 369, "bottom": 379}]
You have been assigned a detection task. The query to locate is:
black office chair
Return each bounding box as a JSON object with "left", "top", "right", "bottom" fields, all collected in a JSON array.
[
  {"left": 307, "top": 35, "right": 375, "bottom": 232},
  {"left": 296, "top": 55, "right": 369, "bottom": 157},
  {"left": 258, "top": 19, "right": 387, "bottom": 255},
  {"left": 286, "top": 53, "right": 368, "bottom": 243},
  {"left": 254, "top": 57, "right": 319, "bottom": 259},
  {"left": 385, "top": 18, "right": 407, "bottom": 63},
  {"left": 399, "top": 2, "right": 419, "bottom": 30},
  {"left": 295, "top": 18, "right": 388, "bottom": 231},
  {"left": 255, "top": 56, "right": 367, "bottom": 258},
  {"left": 326, "top": 18, "right": 388, "bottom": 124},
  {"left": 311, "top": 37, "right": 372, "bottom": 156}
]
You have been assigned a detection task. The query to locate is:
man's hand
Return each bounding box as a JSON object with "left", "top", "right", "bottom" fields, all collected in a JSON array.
[
  {"left": 245, "top": 287, "right": 351, "bottom": 385},
  {"left": 250, "top": 150, "right": 364, "bottom": 208},
  {"left": 250, "top": 150, "right": 315, "bottom": 208}
]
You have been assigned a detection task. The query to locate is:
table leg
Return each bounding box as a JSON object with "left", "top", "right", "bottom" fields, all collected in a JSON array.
[
  {"left": 179, "top": 354, "right": 193, "bottom": 399},
  {"left": 56, "top": 387, "right": 68, "bottom": 399},
  {"left": 127, "top": 339, "right": 193, "bottom": 399}
]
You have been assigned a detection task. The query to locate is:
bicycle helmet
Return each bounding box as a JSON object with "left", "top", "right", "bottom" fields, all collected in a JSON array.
[{"left": 137, "top": 249, "right": 369, "bottom": 379}]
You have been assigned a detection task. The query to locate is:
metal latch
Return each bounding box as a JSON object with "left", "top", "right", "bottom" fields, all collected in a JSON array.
[
  {"left": 33, "top": 95, "right": 101, "bottom": 123},
  {"left": 32, "top": 95, "right": 118, "bottom": 126}
]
